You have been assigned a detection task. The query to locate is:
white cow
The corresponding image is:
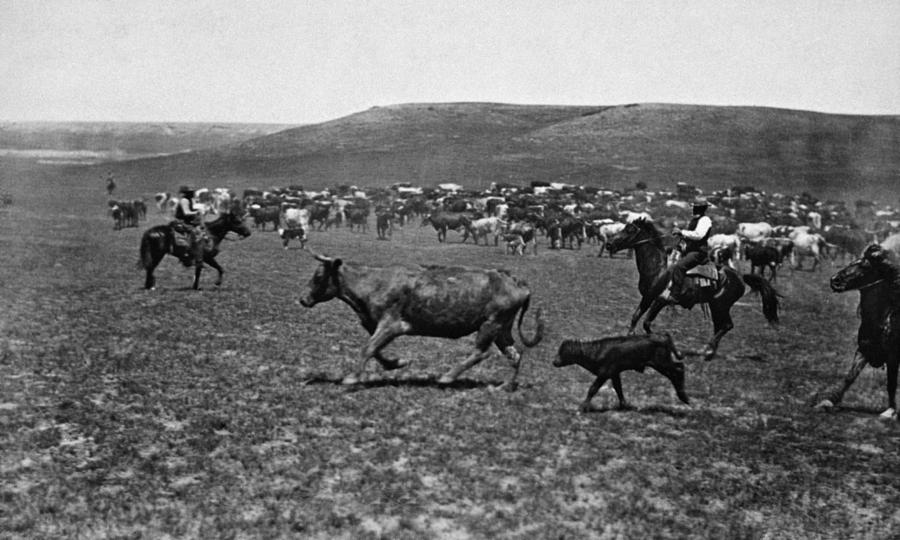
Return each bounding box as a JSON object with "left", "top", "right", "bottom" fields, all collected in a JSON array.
[
  {"left": 620, "top": 211, "right": 653, "bottom": 224},
  {"left": 595, "top": 221, "right": 626, "bottom": 256},
  {"left": 279, "top": 206, "right": 310, "bottom": 249},
  {"left": 789, "top": 231, "right": 825, "bottom": 271},
  {"left": 467, "top": 216, "right": 507, "bottom": 246},
  {"left": 737, "top": 222, "right": 773, "bottom": 244},
  {"left": 708, "top": 234, "right": 742, "bottom": 266},
  {"left": 880, "top": 232, "right": 900, "bottom": 255}
]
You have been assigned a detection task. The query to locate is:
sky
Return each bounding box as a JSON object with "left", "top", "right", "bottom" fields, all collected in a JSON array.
[{"left": 2, "top": 0, "right": 899, "bottom": 123}]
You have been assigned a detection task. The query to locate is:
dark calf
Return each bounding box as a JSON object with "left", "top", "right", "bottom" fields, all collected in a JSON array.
[{"left": 553, "top": 333, "right": 689, "bottom": 412}]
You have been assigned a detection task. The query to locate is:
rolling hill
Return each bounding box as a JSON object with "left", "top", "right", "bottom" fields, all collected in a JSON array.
[
  {"left": 0, "top": 121, "right": 295, "bottom": 162},
  {"left": 84, "top": 103, "right": 900, "bottom": 200}
]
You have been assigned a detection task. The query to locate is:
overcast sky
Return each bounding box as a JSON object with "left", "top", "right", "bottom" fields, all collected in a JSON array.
[{"left": 3, "top": 0, "right": 899, "bottom": 123}]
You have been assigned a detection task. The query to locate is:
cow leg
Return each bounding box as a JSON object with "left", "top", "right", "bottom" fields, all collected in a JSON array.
[
  {"left": 580, "top": 376, "right": 609, "bottom": 412},
  {"left": 493, "top": 325, "right": 523, "bottom": 391},
  {"left": 882, "top": 360, "right": 898, "bottom": 419},
  {"left": 343, "top": 319, "right": 411, "bottom": 385},
  {"left": 611, "top": 374, "right": 631, "bottom": 410},
  {"left": 437, "top": 321, "right": 499, "bottom": 385}
]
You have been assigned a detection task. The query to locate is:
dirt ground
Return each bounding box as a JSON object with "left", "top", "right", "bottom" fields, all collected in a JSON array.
[{"left": 1, "top": 161, "right": 898, "bottom": 539}]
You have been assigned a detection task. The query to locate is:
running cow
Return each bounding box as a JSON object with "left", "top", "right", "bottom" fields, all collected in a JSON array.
[{"left": 300, "top": 254, "right": 544, "bottom": 390}]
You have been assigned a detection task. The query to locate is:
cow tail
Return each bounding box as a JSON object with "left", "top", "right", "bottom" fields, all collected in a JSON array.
[
  {"left": 742, "top": 273, "right": 780, "bottom": 324},
  {"left": 517, "top": 296, "right": 544, "bottom": 348}
]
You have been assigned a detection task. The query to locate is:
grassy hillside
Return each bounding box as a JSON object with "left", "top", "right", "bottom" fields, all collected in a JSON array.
[
  {"left": 0, "top": 122, "right": 295, "bottom": 160},
  {"left": 83, "top": 103, "right": 900, "bottom": 200}
]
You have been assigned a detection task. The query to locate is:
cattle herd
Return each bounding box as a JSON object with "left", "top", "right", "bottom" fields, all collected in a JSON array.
[
  {"left": 109, "top": 179, "right": 900, "bottom": 416},
  {"left": 115, "top": 180, "right": 900, "bottom": 268}
]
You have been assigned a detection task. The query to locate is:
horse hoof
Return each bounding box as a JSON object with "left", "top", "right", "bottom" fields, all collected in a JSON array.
[
  {"left": 814, "top": 399, "right": 835, "bottom": 410},
  {"left": 879, "top": 408, "right": 897, "bottom": 420}
]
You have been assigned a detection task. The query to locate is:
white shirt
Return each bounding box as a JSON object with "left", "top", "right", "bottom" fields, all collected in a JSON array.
[{"left": 680, "top": 215, "right": 712, "bottom": 241}]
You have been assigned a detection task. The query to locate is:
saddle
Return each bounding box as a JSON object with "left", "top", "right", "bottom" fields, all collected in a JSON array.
[{"left": 686, "top": 261, "right": 720, "bottom": 289}]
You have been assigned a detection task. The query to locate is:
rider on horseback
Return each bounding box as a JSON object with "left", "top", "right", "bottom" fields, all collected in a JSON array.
[
  {"left": 669, "top": 196, "right": 713, "bottom": 302},
  {"left": 172, "top": 185, "right": 207, "bottom": 253}
]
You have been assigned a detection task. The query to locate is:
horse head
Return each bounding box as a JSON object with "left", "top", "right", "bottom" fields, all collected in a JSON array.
[
  {"left": 830, "top": 244, "right": 894, "bottom": 292},
  {"left": 606, "top": 218, "right": 660, "bottom": 254}
]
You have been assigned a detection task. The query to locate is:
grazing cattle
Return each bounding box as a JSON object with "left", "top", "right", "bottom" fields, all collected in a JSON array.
[
  {"left": 880, "top": 232, "right": 900, "bottom": 256},
  {"left": 823, "top": 226, "right": 869, "bottom": 261},
  {"left": 789, "top": 231, "right": 825, "bottom": 271},
  {"left": 249, "top": 205, "right": 280, "bottom": 231},
  {"left": 737, "top": 221, "right": 773, "bottom": 244},
  {"left": 376, "top": 210, "right": 394, "bottom": 240},
  {"left": 548, "top": 217, "right": 586, "bottom": 249},
  {"left": 347, "top": 207, "right": 369, "bottom": 232},
  {"left": 502, "top": 233, "right": 527, "bottom": 255},
  {"left": 210, "top": 189, "right": 234, "bottom": 215},
  {"left": 711, "top": 246, "right": 735, "bottom": 269},
  {"left": 300, "top": 255, "right": 544, "bottom": 390},
  {"left": 309, "top": 203, "right": 333, "bottom": 231},
  {"left": 620, "top": 211, "right": 653, "bottom": 224},
  {"left": 108, "top": 200, "right": 139, "bottom": 229},
  {"left": 154, "top": 192, "right": 172, "bottom": 213},
  {"left": 553, "top": 333, "right": 689, "bottom": 412},
  {"left": 504, "top": 221, "right": 537, "bottom": 255},
  {"left": 594, "top": 221, "right": 626, "bottom": 257},
  {"left": 466, "top": 216, "right": 506, "bottom": 246},
  {"left": 279, "top": 206, "right": 310, "bottom": 249},
  {"left": 707, "top": 234, "right": 741, "bottom": 262},
  {"left": 421, "top": 212, "right": 472, "bottom": 243},
  {"left": 744, "top": 244, "right": 785, "bottom": 281}
]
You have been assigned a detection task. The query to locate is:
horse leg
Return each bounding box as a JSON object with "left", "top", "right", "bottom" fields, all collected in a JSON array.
[
  {"left": 205, "top": 255, "right": 224, "bottom": 287},
  {"left": 881, "top": 360, "right": 898, "bottom": 419},
  {"left": 812, "top": 354, "right": 868, "bottom": 409},
  {"left": 144, "top": 254, "right": 163, "bottom": 290},
  {"left": 703, "top": 303, "right": 734, "bottom": 361},
  {"left": 641, "top": 297, "right": 669, "bottom": 334}
]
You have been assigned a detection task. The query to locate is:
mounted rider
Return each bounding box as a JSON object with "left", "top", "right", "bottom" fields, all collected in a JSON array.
[
  {"left": 669, "top": 196, "right": 713, "bottom": 301},
  {"left": 172, "top": 185, "right": 208, "bottom": 251}
]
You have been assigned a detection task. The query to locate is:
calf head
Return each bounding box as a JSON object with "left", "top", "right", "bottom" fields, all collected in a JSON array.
[{"left": 301, "top": 255, "right": 342, "bottom": 307}]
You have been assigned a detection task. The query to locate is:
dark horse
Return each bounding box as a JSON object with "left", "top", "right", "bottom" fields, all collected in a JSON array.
[
  {"left": 813, "top": 244, "right": 899, "bottom": 419},
  {"left": 139, "top": 207, "right": 251, "bottom": 290},
  {"left": 606, "top": 218, "right": 780, "bottom": 360}
]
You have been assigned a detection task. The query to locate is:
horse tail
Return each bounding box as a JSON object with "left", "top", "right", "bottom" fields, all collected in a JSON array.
[
  {"left": 517, "top": 296, "right": 544, "bottom": 348},
  {"left": 742, "top": 273, "right": 780, "bottom": 324},
  {"left": 138, "top": 226, "right": 173, "bottom": 270}
]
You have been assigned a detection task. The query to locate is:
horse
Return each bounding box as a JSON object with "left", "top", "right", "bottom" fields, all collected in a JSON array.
[
  {"left": 606, "top": 218, "right": 780, "bottom": 360},
  {"left": 139, "top": 206, "right": 251, "bottom": 290},
  {"left": 813, "top": 244, "right": 900, "bottom": 419}
]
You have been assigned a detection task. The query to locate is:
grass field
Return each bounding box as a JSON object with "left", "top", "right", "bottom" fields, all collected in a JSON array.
[{"left": 1, "top": 161, "right": 898, "bottom": 539}]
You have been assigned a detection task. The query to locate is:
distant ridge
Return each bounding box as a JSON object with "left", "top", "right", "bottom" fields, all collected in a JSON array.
[
  {"left": 0, "top": 121, "right": 295, "bottom": 159},
  {"left": 79, "top": 103, "right": 900, "bottom": 200}
]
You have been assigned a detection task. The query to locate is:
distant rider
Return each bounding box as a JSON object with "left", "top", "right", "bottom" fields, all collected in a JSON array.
[
  {"left": 173, "top": 186, "right": 206, "bottom": 251},
  {"left": 669, "top": 197, "right": 713, "bottom": 301}
]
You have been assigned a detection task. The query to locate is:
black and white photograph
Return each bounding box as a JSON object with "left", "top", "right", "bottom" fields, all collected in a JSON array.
[{"left": 1, "top": 1, "right": 899, "bottom": 537}]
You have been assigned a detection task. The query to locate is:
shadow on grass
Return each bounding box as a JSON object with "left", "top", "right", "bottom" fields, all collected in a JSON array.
[
  {"left": 580, "top": 403, "right": 690, "bottom": 418},
  {"left": 299, "top": 372, "right": 508, "bottom": 391}
]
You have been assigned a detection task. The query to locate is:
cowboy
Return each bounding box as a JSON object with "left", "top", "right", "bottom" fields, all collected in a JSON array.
[
  {"left": 173, "top": 186, "right": 206, "bottom": 250},
  {"left": 669, "top": 196, "right": 713, "bottom": 301}
]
